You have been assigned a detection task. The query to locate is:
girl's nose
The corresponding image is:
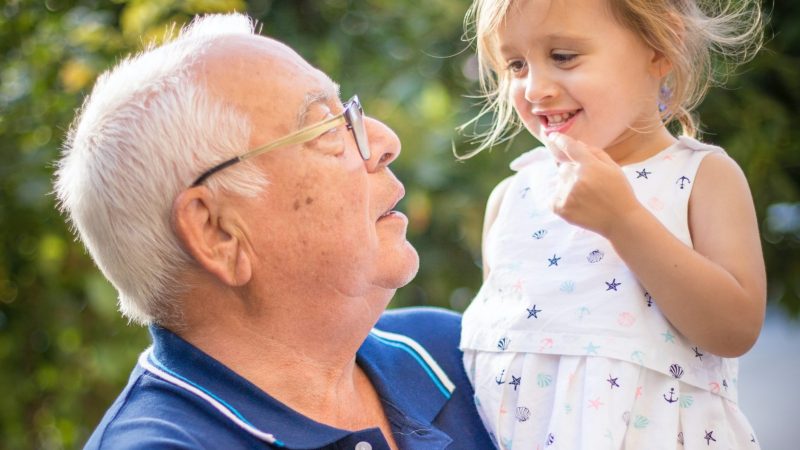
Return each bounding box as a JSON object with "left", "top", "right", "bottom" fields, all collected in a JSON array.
[{"left": 524, "top": 69, "right": 557, "bottom": 104}]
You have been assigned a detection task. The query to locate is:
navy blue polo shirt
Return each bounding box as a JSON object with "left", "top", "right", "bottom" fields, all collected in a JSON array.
[{"left": 84, "top": 307, "right": 494, "bottom": 449}]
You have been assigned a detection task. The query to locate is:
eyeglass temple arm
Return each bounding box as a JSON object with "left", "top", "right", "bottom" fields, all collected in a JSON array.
[{"left": 191, "top": 115, "right": 347, "bottom": 187}]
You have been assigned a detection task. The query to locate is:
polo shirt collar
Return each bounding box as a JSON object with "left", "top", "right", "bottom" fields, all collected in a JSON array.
[{"left": 145, "top": 325, "right": 454, "bottom": 448}]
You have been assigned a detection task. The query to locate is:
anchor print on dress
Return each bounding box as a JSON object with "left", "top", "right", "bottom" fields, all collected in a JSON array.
[
  {"left": 587, "top": 249, "right": 604, "bottom": 263},
  {"left": 693, "top": 346, "right": 704, "bottom": 361},
  {"left": 636, "top": 168, "right": 652, "bottom": 179},
  {"left": 677, "top": 176, "right": 691, "bottom": 189},
  {"left": 644, "top": 291, "right": 654, "bottom": 307},
  {"left": 495, "top": 369, "right": 506, "bottom": 385},
  {"left": 607, "top": 375, "right": 620, "bottom": 389},
  {"left": 663, "top": 387, "right": 679, "bottom": 404}
]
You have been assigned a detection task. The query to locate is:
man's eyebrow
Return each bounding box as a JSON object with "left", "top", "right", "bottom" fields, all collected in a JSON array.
[{"left": 297, "top": 82, "right": 341, "bottom": 127}]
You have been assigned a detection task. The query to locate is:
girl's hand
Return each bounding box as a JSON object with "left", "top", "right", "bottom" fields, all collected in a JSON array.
[{"left": 547, "top": 132, "right": 642, "bottom": 237}]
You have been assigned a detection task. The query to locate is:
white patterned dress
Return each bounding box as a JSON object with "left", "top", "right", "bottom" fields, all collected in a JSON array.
[{"left": 461, "top": 137, "right": 760, "bottom": 450}]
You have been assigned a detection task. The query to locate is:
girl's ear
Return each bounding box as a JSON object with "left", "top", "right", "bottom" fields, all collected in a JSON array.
[
  {"left": 651, "top": 50, "right": 673, "bottom": 79},
  {"left": 650, "top": 12, "right": 684, "bottom": 79},
  {"left": 171, "top": 187, "right": 252, "bottom": 287}
]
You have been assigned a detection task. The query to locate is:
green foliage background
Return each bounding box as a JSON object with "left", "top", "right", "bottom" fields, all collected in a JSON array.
[{"left": 0, "top": 0, "right": 797, "bottom": 448}]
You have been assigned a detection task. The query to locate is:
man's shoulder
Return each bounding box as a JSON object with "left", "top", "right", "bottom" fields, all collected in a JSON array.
[
  {"left": 375, "top": 307, "right": 461, "bottom": 349},
  {"left": 373, "top": 307, "right": 464, "bottom": 384},
  {"left": 84, "top": 366, "right": 257, "bottom": 449}
]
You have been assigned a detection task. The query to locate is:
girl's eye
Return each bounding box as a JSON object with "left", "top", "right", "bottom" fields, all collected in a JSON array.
[
  {"left": 551, "top": 52, "right": 578, "bottom": 65},
  {"left": 506, "top": 59, "right": 526, "bottom": 73}
]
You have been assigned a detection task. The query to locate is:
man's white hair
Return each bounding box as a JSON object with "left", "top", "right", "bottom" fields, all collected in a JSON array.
[{"left": 54, "top": 13, "right": 267, "bottom": 325}]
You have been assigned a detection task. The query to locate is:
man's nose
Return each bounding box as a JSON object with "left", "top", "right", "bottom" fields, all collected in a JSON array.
[
  {"left": 363, "top": 117, "right": 401, "bottom": 172},
  {"left": 524, "top": 68, "right": 557, "bottom": 104}
]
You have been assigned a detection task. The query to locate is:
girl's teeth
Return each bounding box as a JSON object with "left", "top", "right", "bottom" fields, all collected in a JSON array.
[{"left": 547, "top": 112, "right": 575, "bottom": 125}]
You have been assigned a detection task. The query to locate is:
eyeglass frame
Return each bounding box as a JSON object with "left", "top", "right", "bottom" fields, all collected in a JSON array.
[{"left": 191, "top": 95, "right": 371, "bottom": 187}]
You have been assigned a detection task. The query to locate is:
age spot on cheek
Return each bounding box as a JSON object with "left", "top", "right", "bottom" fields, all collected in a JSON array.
[{"left": 293, "top": 197, "right": 315, "bottom": 211}]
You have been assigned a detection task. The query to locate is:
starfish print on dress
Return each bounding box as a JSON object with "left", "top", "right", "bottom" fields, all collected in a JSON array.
[
  {"left": 662, "top": 330, "right": 676, "bottom": 343},
  {"left": 548, "top": 254, "right": 561, "bottom": 267},
  {"left": 704, "top": 430, "right": 716, "bottom": 445},
  {"left": 636, "top": 168, "right": 652, "bottom": 179},
  {"left": 510, "top": 375, "right": 521, "bottom": 391},
  {"left": 588, "top": 398, "right": 604, "bottom": 410},
  {"left": 527, "top": 305, "right": 542, "bottom": 319},
  {"left": 607, "top": 375, "right": 619, "bottom": 389},
  {"left": 584, "top": 342, "right": 600, "bottom": 355},
  {"left": 605, "top": 279, "right": 621, "bottom": 291}
]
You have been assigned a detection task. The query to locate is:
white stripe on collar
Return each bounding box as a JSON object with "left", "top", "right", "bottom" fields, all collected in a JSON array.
[
  {"left": 370, "top": 328, "right": 456, "bottom": 396},
  {"left": 138, "top": 348, "right": 284, "bottom": 446}
]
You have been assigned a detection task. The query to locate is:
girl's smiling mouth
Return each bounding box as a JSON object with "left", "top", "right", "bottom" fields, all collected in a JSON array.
[{"left": 536, "top": 109, "right": 582, "bottom": 135}]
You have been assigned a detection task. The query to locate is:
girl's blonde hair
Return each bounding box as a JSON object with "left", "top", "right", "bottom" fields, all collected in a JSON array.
[{"left": 460, "top": 0, "right": 764, "bottom": 157}]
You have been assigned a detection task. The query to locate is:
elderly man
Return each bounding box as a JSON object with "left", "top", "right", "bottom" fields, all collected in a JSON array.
[{"left": 55, "top": 13, "right": 493, "bottom": 450}]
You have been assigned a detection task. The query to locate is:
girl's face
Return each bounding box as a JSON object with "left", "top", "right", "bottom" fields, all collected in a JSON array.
[{"left": 497, "top": 0, "right": 673, "bottom": 162}]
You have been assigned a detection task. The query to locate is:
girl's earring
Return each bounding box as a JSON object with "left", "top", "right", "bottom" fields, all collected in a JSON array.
[{"left": 658, "top": 85, "right": 672, "bottom": 113}]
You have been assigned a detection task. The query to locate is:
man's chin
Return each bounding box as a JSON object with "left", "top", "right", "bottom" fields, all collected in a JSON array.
[{"left": 381, "top": 244, "right": 419, "bottom": 290}]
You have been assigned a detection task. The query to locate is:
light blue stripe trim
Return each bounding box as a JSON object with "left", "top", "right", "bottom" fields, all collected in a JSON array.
[
  {"left": 145, "top": 351, "right": 286, "bottom": 447},
  {"left": 370, "top": 334, "right": 452, "bottom": 399},
  {"left": 147, "top": 353, "right": 253, "bottom": 424}
]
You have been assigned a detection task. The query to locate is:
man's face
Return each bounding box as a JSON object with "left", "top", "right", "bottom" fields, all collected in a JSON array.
[{"left": 204, "top": 36, "right": 419, "bottom": 305}]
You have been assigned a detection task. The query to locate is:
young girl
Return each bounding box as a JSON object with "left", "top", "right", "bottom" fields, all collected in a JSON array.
[{"left": 459, "top": 0, "right": 766, "bottom": 448}]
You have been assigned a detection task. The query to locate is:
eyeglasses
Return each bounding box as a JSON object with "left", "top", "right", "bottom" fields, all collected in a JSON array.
[{"left": 191, "top": 95, "right": 371, "bottom": 187}]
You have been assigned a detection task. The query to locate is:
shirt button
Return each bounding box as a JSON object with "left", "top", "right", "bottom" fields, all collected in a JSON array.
[{"left": 355, "top": 442, "right": 372, "bottom": 450}]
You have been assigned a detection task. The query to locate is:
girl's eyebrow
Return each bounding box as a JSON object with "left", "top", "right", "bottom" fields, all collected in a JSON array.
[{"left": 500, "top": 33, "right": 593, "bottom": 54}]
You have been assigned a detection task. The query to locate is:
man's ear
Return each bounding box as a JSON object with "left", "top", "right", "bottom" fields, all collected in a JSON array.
[{"left": 172, "top": 187, "right": 252, "bottom": 287}]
